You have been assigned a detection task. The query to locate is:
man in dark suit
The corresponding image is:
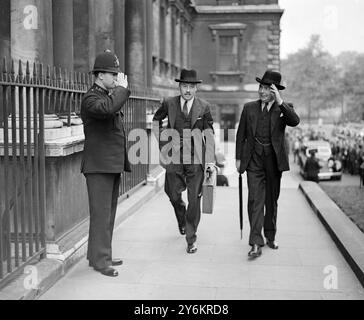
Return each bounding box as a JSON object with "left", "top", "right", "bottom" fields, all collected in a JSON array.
[
  {"left": 153, "top": 69, "right": 215, "bottom": 254},
  {"left": 304, "top": 149, "right": 321, "bottom": 182},
  {"left": 235, "top": 70, "right": 300, "bottom": 258},
  {"left": 81, "top": 50, "right": 131, "bottom": 277}
]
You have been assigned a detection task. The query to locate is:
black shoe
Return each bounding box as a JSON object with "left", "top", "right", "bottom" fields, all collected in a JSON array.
[
  {"left": 94, "top": 267, "right": 119, "bottom": 277},
  {"left": 266, "top": 240, "right": 279, "bottom": 250},
  {"left": 179, "top": 226, "right": 186, "bottom": 236},
  {"left": 187, "top": 243, "right": 197, "bottom": 254},
  {"left": 112, "top": 259, "right": 123, "bottom": 266},
  {"left": 248, "top": 244, "right": 262, "bottom": 258}
]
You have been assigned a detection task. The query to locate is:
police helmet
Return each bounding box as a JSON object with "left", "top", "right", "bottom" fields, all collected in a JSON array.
[{"left": 92, "top": 50, "right": 120, "bottom": 74}]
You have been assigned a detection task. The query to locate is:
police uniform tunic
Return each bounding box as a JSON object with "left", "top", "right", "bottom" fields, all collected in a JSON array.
[{"left": 81, "top": 83, "right": 131, "bottom": 270}]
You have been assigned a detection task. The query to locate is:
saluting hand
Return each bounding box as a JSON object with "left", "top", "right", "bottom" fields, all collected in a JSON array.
[
  {"left": 114, "top": 73, "right": 129, "bottom": 89},
  {"left": 270, "top": 84, "right": 283, "bottom": 106}
]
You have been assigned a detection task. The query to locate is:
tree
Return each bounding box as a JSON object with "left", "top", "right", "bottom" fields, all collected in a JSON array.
[{"left": 281, "top": 35, "right": 341, "bottom": 123}]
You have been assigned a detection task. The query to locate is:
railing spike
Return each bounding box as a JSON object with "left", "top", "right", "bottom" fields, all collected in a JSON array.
[
  {"left": 52, "top": 66, "right": 57, "bottom": 82},
  {"left": 74, "top": 72, "right": 78, "bottom": 89},
  {"left": 33, "top": 62, "right": 37, "bottom": 85},
  {"left": 46, "top": 65, "right": 51, "bottom": 86},
  {"left": 39, "top": 63, "right": 44, "bottom": 84},
  {"left": 25, "top": 61, "right": 30, "bottom": 84},
  {"left": 2, "top": 57, "right": 7, "bottom": 74},
  {"left": 11, "top": 59, "right": 15, "bottom": 81},
  {"left": 18, "top": 60, "right": 24, "bottom": 83}
]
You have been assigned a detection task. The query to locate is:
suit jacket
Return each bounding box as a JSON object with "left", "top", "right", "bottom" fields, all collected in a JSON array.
[
  {"left": 81, "top": 84, "right": 131, "bottom": 174},
  {"left": 153, "top": 96, "right": 215, "bottom": 169},
  {"left": 236, "top": 100, "right": 300, "bottom": 173}
]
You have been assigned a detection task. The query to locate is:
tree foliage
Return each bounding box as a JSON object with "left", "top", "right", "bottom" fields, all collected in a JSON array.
[{"left": 281, "top": 35, "right": 364, "bottom": 122}]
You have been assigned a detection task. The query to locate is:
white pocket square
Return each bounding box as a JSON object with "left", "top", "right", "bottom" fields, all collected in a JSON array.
[
  {"left": 280, "top": 113, "right": 284, "bottom": 118},
  {"left": 196, "top": 117, "right": 203, "bottom": 120}
]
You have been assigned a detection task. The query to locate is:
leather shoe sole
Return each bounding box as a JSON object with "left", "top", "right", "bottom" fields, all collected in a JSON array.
[
  {"left": 89, "top": 259, "right": 123, "bottom": 268},
  {"left": 94, "top": 267, "right": 119, "bottom": 277},
  {"left": 112, "top": 259, "right": 123, "bottom": 266}
]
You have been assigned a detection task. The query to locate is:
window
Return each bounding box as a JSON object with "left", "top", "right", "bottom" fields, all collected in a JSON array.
[{"left": 218, "top": 36, "right": 239, "bottom": 71}]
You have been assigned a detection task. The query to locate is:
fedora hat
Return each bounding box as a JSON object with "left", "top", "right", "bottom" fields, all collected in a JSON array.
[
  {"left": 175, "top": 69, "right": 202, "bottom": 84},
  {"left": 256, "top": 70, "right": 285, "bottom": 90}
]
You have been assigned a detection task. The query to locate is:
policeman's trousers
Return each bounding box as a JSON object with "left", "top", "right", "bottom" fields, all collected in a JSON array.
[{"left": 85, "top": 173, "right": 121, "bottom": 270}]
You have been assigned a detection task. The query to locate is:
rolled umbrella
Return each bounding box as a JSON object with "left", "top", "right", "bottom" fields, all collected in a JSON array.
[{"left": 239, "top": 173, "right": 243, "bottom": 239}]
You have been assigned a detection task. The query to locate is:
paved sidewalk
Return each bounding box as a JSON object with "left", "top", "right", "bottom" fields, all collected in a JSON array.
[{"left": 40, "top": 166, "right": 364, "bottom": 300}]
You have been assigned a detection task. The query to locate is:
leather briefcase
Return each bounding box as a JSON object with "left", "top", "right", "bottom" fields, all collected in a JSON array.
[{"left": 202, "top": 165, "right": 217, "bottom": 214}]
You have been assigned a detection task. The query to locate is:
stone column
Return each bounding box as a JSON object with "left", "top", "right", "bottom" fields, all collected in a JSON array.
[
  {"left": 11, "top": 0, "right": 53, "bottom": 66},
  {"left": 125, "top": 0, "right": 147, "bottom": 86},
  {"left": 187, "top": 24, "right": 193, "bottom": 69},
  {"left": 182, "top": 20, "right": 188, "bottom": 68},
  {"left": 145, "top": 0, "right": 153, "bottom": 87},
  {"left": 164, "top": 3, "right": 172, "bottom": 78},
  {"left": 0, "top": 0, "right": 11, "bottom": 60},
  {"left": 52, "top": 0, "right": 74, "bottom": 71},
  {"left": 175, "top": 11, "right": 181, "bottom": 70},
  {"left": 94, "top": 0, "right": 115, "bottom": 54},
  {"left": 73, "top": 0, "right": 94, "bottom": 73},
  {"left": 114, "top": 0, "right": 125, "bottom": 71}
]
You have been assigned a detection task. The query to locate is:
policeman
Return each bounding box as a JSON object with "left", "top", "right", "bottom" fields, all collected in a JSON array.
[{"left": 81, "top": 50, "right": 130, "bottom": 277}]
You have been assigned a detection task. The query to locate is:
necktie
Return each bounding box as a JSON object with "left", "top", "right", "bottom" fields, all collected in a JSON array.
[
  {"left": 183, "top": 100, "right": 189, "bottom": 117},
  {"left": 263, "top": 102, "right": 268, "bottom": 115}
]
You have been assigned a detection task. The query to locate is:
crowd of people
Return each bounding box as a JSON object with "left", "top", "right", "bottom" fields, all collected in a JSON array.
[{"left": 288, "top": 124, "right": 364, "bottom": 184}]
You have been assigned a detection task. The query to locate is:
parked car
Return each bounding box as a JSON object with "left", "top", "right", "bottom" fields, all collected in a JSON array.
[{"left": 299, "top": 140, "right": 342, "bottom": 181}]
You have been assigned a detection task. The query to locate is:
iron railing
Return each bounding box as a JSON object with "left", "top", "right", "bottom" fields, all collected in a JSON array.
[
  {"left": 0, "top": 59, "right": 47, "bottom": 287},
  {"left": 121, "top": 84, "right": 160, "bottom": 195},
  {"left": 0, "top": 58, "right": 160, "bottom": 287}
]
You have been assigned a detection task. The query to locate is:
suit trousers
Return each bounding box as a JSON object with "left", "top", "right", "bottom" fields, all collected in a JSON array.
[
  {"left": 85, "top": 173, "right": 121, "bottom": 270},
  {"left": 247, "top": 146, "right": 282, "bottom": 247},
  {"left": 165, "top": 164, "right": 204, "bottom": 245}
]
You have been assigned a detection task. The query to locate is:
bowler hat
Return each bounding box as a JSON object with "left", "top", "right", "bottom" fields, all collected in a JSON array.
[
  {"left": 256, "top": 70, "right": 286, "bottom": 90},
  {"left": 175, "top": 69, "right": 202, "bottom": 84},
  {"left": 92, "top": 50, "right": 121, "bottom": 74}
]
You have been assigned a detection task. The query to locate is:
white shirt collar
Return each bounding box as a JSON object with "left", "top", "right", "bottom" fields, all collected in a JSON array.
[
  {"left": 262, "top": 100, "right": 275, "bottom": 112},
  {"left": 180, "top": 97, "right": 195, "bottom": 114}
]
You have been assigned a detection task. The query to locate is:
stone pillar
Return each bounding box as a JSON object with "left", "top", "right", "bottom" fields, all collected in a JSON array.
[
  {"left": 175, "top": 12, "right": 181, "bottom": 69},
  {"left": 113, "top": 0, "right": 125, "bottom": 71},
  {"left": 182, "top": 20, "right": 188, "bottom": 68},
  {"left": 0, "top": 0, "right": 11, "bottom": 60},
  {"left": 73, "top": 0, "right": 95, "bottom": 73},
  {"left": 52, "top": 0, "right": 74, "bottom": 71},
  {"left": 187, "top": 24, "right": 193, "bottom": 69},
  {"left": 125, "top": 0, "right": 147, "bottom": 86},
  {"left": 11, "top": 0, "right": 53, "bottom": 66},
  {"left": 145, "top": 0, "right": 153, "bottom": 87},
  {"left": 94, "top": 0, "right": 115, "bottom": 54},
  {"left": 152, "top": 0, "right": 160, "bottom": 79},
  {"left": 164, "top": 3, "right": 172, "bottom": 78}
]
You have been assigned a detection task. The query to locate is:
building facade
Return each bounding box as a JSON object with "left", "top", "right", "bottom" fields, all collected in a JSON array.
[{"left": 192, "top": 0, "right": 283, "bottom": 141}]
